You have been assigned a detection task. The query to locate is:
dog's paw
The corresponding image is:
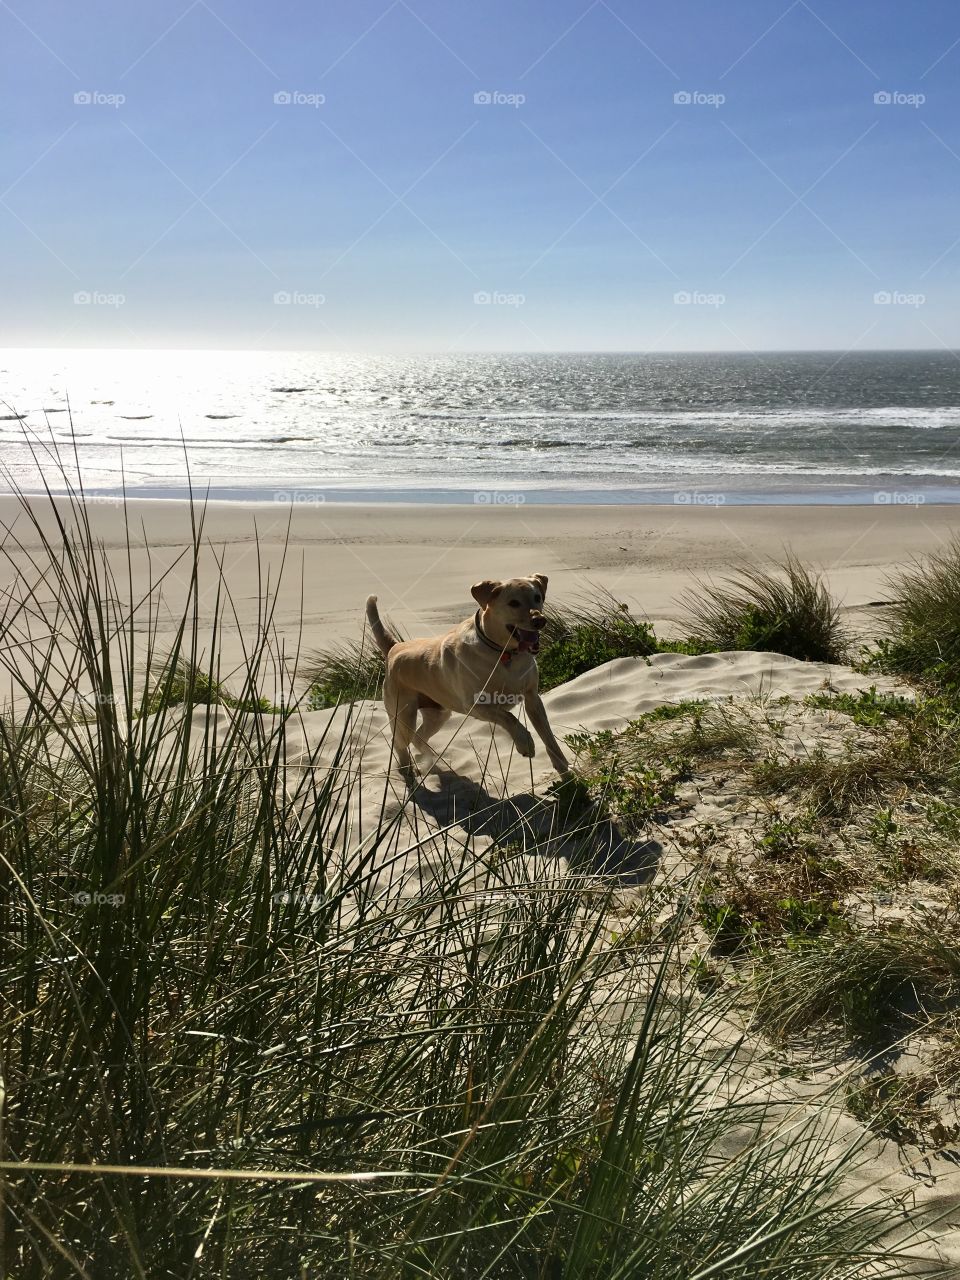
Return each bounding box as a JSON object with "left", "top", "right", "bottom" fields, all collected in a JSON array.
[
  {"left": 516, "top": 728, "right": 536, "bottom": 758},
  {"left": 550, "top": 753, "right": 571, "bottom": 775}
]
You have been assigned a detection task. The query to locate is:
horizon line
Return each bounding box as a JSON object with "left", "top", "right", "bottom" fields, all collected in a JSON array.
[{"left": 2, "top": 345, "right": 958, "bottom": 357}]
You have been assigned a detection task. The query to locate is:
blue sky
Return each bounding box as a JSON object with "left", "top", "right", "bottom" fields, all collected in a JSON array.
[{"left": 3, "top": 0, "right": 959, "bottom": 350}]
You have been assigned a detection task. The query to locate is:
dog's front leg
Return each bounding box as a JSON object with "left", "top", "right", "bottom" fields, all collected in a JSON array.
[
  {"left": 523, "top": 692, "right": 570, "bottom": 775},
  {"left": 467, "top": 703, "right": 536, "bottom": 758}
]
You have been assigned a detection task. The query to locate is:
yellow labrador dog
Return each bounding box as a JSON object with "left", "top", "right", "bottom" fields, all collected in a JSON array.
[{"left": 366, "top": 575, "right": 570, "bottom": 779}]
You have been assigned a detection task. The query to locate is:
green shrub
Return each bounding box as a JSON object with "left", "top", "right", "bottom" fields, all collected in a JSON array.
[
  {"left": 870, "top": 537, "right": 960, "bottom": 684},
  {"left": 143, "top": 656, "right": 278, "bottom": 715},
  {"left": 682, "top": 555, "right": 849, "bottom": 663},
  {"left": 697, "top": 881, "right": 847, "bottom": 957},
  {"left": 805, "top": 686, "right": 916, "bottom": 727},
  {"left": 536, "top": 591, "right": 660, "bottom": 690}
]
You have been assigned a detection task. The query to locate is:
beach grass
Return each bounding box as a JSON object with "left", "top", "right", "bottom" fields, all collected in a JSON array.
[
  {"left": 867, "top": 536, "right": 960, "bottom": 685},
  {"left": 753, "top": 923, "right": 960, "bottom": 1045},
  {"left": 682, "top": 554, "right": 850, "bottom": 664},
  {"left": 304, "top": 620, "right": 401, "bottom": 709},
  {"left": 0, "top": 480, "right": 930, "bottom": 1276}
]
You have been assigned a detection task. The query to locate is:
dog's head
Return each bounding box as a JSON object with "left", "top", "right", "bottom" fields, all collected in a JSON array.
[{"left": 471, "top": 574, "right": 549, "bottom": 654}]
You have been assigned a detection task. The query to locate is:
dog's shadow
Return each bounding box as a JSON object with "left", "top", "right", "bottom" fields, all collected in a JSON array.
[{"left": 410, "top": 767, "right": 662, "bottom": 884}]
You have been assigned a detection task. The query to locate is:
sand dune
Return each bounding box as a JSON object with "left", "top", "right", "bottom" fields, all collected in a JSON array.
[
  {"left": 171, "top": 649, "right": 954, "bottom": 1265},
  {"left": 177, "top": 650, "right": 912, "bottom": 895},
  {"left": 242, "top": 648, "right": 909, "bottom": 802}
]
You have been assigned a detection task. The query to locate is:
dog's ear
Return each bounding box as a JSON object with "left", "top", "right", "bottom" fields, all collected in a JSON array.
[
  {"left": 471, "top": 579, "right": 503, "bottom": 607},
  {"left": 530, "top": 573, "right": 548, "bottom": 600}
]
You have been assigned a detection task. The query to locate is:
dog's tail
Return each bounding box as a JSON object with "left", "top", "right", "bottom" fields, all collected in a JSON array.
[{"left": 365, "top": 595, "right": 398, "bottom": 656}]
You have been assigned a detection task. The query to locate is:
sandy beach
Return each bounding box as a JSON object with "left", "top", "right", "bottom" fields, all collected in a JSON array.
[{"left": 3, "top": 495, "right": 957, "bottom": 684}]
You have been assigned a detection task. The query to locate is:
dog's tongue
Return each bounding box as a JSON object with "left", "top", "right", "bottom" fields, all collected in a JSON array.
[{"left": 516, "top": 628, "right": 540, "bottom": 652}]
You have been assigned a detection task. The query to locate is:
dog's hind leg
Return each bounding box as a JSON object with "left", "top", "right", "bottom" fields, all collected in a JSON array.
[
  {"left": 383, "top": 671, "right": 419, "bottom": 776},
  {"left": 417, "top": 704, "right": 452, "bottom": 745},
  {"left": 412, "top": 705, "right": 453, "bottom": 768}
]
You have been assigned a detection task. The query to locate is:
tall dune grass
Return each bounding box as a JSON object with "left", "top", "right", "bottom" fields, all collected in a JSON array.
[
  {"left": 303, "top": 612, "right": 403, "bottom": 709},
  {"left": 0, "top": 466, "right": 935, "bottom": 1275},
  {"left": 874, "top": 537, "right": 960, "bottom": 684},
  {"left": 682, "top": 555, "right": 850, "bottom": 664}
]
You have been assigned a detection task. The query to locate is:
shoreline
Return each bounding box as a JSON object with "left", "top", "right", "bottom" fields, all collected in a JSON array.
[{"left": 11, "top": 484, "right": 960, "bottom": 507}]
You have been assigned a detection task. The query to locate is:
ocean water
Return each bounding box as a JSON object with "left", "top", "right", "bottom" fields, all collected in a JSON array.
[{"left": 2, "top": 348, "right": 960, "bottom": 504}]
